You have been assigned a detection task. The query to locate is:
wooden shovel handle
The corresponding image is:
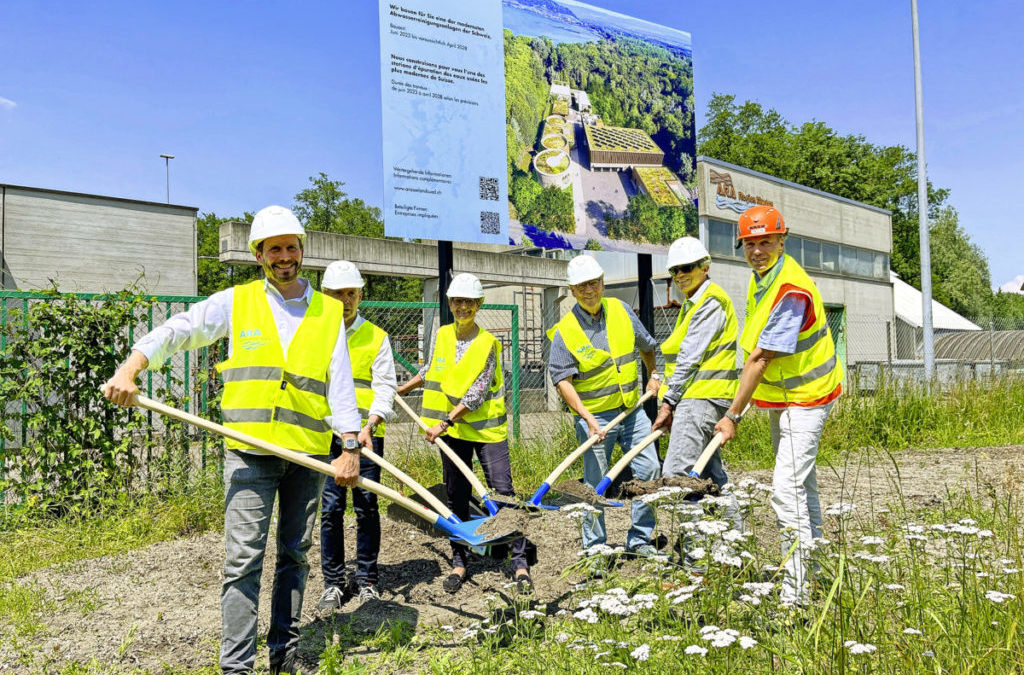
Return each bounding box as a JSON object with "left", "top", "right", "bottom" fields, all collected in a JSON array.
[
  {"left": 131, "top": 394, "right": 443, "bottom": 526},
  {"left": 541, "top": 390, "right": 656, "bottom": 488},
  {"left": 393, "top": 394, "right": 491, "bottom": 501}
]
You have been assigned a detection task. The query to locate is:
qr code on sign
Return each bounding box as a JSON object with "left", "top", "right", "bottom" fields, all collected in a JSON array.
[
  {"left": 479, "top": 176, "right": 499, "bottom": 201},
  {"left": 479, "top": 211, "right": 500, "bottom": 234}
]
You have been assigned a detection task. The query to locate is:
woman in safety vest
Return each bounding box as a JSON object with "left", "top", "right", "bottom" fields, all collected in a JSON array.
[
  {"left": 714, "top": 205, "right": 844, "bottom": 607},
  {"left": 397, "top": 273, "right": 532, "bottom": 595}
]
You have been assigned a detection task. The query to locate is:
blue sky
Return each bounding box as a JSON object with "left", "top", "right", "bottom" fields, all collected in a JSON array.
[{"left": 0, "top": 0, "right": 1019, "bottom": 287}]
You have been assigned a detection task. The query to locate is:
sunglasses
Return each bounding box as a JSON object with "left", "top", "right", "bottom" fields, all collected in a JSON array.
[{"left": 669, "top": 262, "right": 702, "bottom": 276}]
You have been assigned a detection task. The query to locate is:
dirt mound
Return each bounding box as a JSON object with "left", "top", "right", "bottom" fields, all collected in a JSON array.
[{"left": 618, "top": 475, "right": 718, "bottom": 499}]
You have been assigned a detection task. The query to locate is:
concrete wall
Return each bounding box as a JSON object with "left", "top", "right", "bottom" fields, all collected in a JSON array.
[{"left": 1, "top": 185, "right": 198, "bottom": 295}]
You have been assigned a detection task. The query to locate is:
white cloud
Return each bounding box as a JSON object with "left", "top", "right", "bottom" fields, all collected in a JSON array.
[
  {"left": 0, "top": 96, "right": 16, "bottom": 110},
  {"left": 999, "top": 274, "right": 1024, "bottom": 295}
]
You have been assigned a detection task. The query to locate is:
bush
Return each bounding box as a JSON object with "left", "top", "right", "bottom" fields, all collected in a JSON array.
[{"left": 0, "top": 287, "right": 193, "bottom": 515}]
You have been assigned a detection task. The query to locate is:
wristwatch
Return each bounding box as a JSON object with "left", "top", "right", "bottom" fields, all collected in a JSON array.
[
  {"left": 650, "top": 372, "right": 662, "bottom": 381},
  {"left": 725, "top": 411, "right": 743, "bottom": 425},
  {"left": 342, "top": 437, "right": 360, "bottom": 453}
]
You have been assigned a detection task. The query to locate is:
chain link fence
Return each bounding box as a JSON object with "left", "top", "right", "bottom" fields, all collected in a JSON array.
[{"left": 3, "top": 289, "right": 1022, "bottom": 494}]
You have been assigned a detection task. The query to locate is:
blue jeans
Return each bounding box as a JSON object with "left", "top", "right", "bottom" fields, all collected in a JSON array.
[
  {"left": 320, "top": 435, "right": 384, "bottom": 589},
  {"left": 576, "top": 406, "right": 660, "bottom": 551},
  {"left": 220, "top": 450, "right": 326, "bottom": 674}
]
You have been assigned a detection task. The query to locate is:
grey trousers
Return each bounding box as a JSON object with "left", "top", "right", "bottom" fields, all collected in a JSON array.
[
  {"left": 664, "top": 398, "right": 742, "bottom": 532},
  {"left": 220, "top": 451, "right": 326, "bottom": 674}
]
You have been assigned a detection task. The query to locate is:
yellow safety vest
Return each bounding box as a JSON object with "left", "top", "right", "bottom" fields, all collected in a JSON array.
[
  {"left": 422, "top": 324, "right": 508, "bottom": 443},
  {"left": 216, "top": 280, "right": 344, "bottom": 455},
  {"left": 739, "top": 255, "right": 844, "bottom": 406},
  {"left": 348, "top": 319, "right": 388, "bottom": 438},
  {"left": 547, "top": 298, "right": 640, "bottom": 414},
  {"left": 659, "top": 282, "right": 739, "bottom": 401}
]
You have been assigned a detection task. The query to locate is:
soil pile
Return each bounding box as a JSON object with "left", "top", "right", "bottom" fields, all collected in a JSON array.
[{"left": 618, "top": 475, "right": 718, "bottom": 499}]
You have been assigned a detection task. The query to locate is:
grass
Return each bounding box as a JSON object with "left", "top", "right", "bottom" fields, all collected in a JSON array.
[{"left": 3, "top": 379, "right": 1023, "bottom": 672}]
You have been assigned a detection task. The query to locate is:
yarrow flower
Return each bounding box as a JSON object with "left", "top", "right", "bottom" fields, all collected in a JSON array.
[
  {"left": 824, "top": 502, "right": 857, "bottom": 516},
  {"left": 883, "top": 583, "right": 906, "bottom": 591},
  {"left": 844, "top": 641, "right": 877, "bottom": 655},
  {"left": 700, "top": 625, "right": 739, "bottom": 648},
  {"left": 860, "top": 535, "right": 884, "bottom": 545},
  {"left": 685, "top": 644, "right": 708, "bottom": 656},
  {"left": 903, "top": 628, "right": 923, "bottom": 635},
  {"left": 739, "top": 636, "right": 758, "bottom": 649},
  {"left": 573, "top": 607, "right": 599, "bottom": 623},
  {"left": 630, "top": 644, "right": 650, "bottom": 661},
  {"left": 985, "top": 590, "right": 1016, "bottom": 604}
]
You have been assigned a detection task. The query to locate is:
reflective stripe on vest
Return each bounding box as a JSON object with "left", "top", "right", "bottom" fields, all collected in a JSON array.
[
  {"left": 348, "top": 319, "right": 388, "bottom": 438},
  {"left": 421, "top": 324, "right": 507, "bottom": 443},
  {"left": 658, "top": 282, "right": 739, "bottom": 401},
  {"left": 739, "top": 255, "right": 844, "bottom": 405},
  {"left": 547, "top": 298, "right": 640, "bottom": 414},
  {"left": 215, "top": 280, "right": 344, "bottom": 455}
]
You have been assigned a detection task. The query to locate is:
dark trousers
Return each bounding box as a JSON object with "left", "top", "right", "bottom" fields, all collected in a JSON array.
[
  {"left": 441, "top": 436, "right": 528, "bottom": 572},
  {"left": 320, "top": 435, "right": 383, "bottom": 588}
]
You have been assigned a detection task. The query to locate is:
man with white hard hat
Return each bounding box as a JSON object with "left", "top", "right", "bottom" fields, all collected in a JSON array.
[
  {"left": 651, "top": 237, "right": 742, "bottom": 547},
  {"left": 547, "top": 254, "right": 662, "bottom": 561},
  {"left": 714, "top": 205, "right": 844, "bottom": 606},
  {"left": 317, "top": 261, "right": 397, "bottom": 610},
  {"left": 103, "top": 205, "right": 366, "bottom": 675}
]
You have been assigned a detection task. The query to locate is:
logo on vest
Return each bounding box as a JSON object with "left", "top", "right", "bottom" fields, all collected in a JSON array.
[{"left": 239, "top": 329, "right": 267, "bottom": 351}]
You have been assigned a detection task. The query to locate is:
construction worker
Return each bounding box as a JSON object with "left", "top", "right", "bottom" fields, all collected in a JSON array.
[
  {"left": 102, "top": 206, "right": 365, "bottom": 675},
  {"left": 547, "top": 254, "right": 662, "bottom": 559},
  {"left": 651, "top": 237, "right": 742, "bottom": 534},
  {"left": 317, "top": 261, "right": 397, "bottom": 610},
  {"left": 396, "top": 273, "right": 532, "bottom": 594},
  {"left": 714, "top": 205, "right": 844, "bottom": 606}
]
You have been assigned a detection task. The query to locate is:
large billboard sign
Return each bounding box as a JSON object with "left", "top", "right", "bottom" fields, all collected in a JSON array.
[{"left": 381, "top": 0, "right": 695, "bottom": 254}]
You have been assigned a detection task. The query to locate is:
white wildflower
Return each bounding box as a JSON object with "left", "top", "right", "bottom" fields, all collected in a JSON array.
[
  {"left": 824, "top": 502, "right": 857, "bottom": 516},
  {"left": 739, "top": 635, "right": 758, "bottom": 649},
  {"left": 722, "top": 528, "right": 748, "bottom": 543},
  {"left": 554, "top": 632, "right": 570, "bottom": 643},
  {"left": 657, "top": 635, "right": 683, "bottom": 641},
  {"left": 713, "top": 545, "right": 743, "bottom": 568},
  {"left": 1003, "top": 568, "right": 1020, "bottom": 574},
  {"left": 977, "top": 529, "right": 994, "bottom": 538},
  {"left": 743, "top": 582, "right": 774, "bottom": 596},
  {"left": 904, "top": 523, "right": 925, "bottom": 534},
  {"left": 573, "top": 607, "right": 599, "bottom": 623},
  {"left": 844, "top": 640, "right": 877, "bottom": 655},
  {"left": 922, "top": 650, "right": 935, "bottom": 657},
  {"left": 630, "top": 644, "right": 650, "bottom": 661},
  {"left": 604, "top": 663, "right": 627, "bottom": 669},
  {"left": 688, "top": 547, "right": 707, "bottom": 560},
  {"left": 903, "top": 628, "right": 922, "bottom": 635},
  {"left": 985, "top": 590, "right": 1016, "bottom": 604},
  {"left": 883, "top": 583, "right": 905, "bottom": 591},
  {"left": 959, "top": 518, "right": 977, "bottom": 525},
  {"left": 519, "top": 610, "right": 544, "bottom": 619},
  {"left": 685, "top": 645, "right": 708, "bottom": 656},
  {"left": 697, "top": 519, "right": 730, "bottom": 535},
  {"left": 860, "top": 535, "right": 884, "bottom": 545},
  {"left": 977, "top": 572, "right": 991, "bottom": 579}
]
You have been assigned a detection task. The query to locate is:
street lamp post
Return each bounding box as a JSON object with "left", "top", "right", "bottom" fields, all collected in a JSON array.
[
  {"left": 911, "top": 0, "right": 934, "bottom": 381},
  {"left": 160, "top": 154, "right": 175, "bottom": 203}
]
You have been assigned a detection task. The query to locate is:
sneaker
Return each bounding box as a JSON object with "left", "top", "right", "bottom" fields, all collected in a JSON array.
[
  {"left": 515, "top": 572, "right": 535, "bottom": 595},
  {"left": 627, "top": 544, "right": 660, "bottom": 558},
  {"left": 270, "top": 651, "right": 301, "bottom": 675},
  {"left": 357, "top": 584, "right": 381, "bottom": 603},
  {"left": 317, "top": 585, "right": 346, "bottom": 613}
]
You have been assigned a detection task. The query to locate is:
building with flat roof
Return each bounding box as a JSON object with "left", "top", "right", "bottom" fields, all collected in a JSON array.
[
  {"left": 0, "top": 184, "right": 198, "bottom": 295},
  {"left": 583, "top": 124, "right": 664, "bottom": 170}
]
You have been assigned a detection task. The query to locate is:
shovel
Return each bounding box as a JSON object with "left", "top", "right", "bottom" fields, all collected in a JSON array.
[
  {"left": 130, "top": 394, "right": 521, "bottom": 547},
  {"left": 528, "top": 391, "right": 655, "bottom": 509},
  {"left": 392, "top": 394, "right": 513, "bottom": 516}
]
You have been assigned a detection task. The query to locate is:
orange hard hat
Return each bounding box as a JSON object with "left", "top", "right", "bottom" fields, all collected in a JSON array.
[{"left": 737, "top": 205, "right": 786, "bottom": 247}]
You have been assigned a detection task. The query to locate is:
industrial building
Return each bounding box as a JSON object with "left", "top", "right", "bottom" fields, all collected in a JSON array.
[
  {"left": 583, "top": 124, "right": 665, "bottom": 170},
  {"left": 0, "top": 184, "right": 198, "bottom": 295}
]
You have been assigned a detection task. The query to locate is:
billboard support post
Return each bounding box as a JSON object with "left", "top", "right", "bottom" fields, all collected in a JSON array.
[
  {"left": 438, "top": 240, "right": 454, "bottom": 326},
  {"left": 637, "top": 252, "right": 657, "bottom": 423}
]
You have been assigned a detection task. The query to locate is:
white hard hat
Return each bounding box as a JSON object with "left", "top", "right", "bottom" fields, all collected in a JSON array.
[
  {"left": 248, "top": 205, "right": 306, "bottom": 257},
  {"left": 666, "top": 237, "right": 710, "bottom": 270},
  {"left": 446, "top": 273, "right": 484, "bottom": 299},
  {"left": 567, "top": 254, "right": 604, "bottom": 286},
  {"left": 322, "top": 260, "right": 364, "bottom": 290}
]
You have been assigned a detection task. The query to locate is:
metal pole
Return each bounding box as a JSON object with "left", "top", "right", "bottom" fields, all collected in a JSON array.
[
  {"left": 911, "top": 0, "right": 934, "bottom": 380},
  {"left": 160, "top": 154, "right": 174, "bottom": 203},
  {"left": 438, "top": 240, "right": 454, "bottom": 325},
  {"left": 637, "top": 253, "right": 656, "bottom": 422}
]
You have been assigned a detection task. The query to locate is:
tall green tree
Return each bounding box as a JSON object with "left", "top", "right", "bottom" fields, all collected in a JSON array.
[
  {"left": 196, "top": 212, "right": 259, "bottom": 296},
  {"left": 696, "top": 94, "right": 1005, "bottom": 317},
  {"left": 292, "top": 174, "right": 421, "bottom": 301}
]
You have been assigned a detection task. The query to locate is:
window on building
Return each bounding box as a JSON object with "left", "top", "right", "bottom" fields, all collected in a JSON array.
[
  {"left": 857, "top": 248, "right": 874, "bottom": 277},
  {"left": 874, "top": 252, "right": 889, "bottom": 280},
  {"left": 821, "top": 242, "right": 839, "bottom": 272},
  {"left": 708, "top": 219, "right": 737, "bottom": 257},
  {"left": 803, "top": 239, "right": 821, "bottom": 269},
  {"left": 787, "top": 235, "right": 803, "bottom": 266},
  {"left": 840, "top": 245, "right": 859, "bottom": 276}
]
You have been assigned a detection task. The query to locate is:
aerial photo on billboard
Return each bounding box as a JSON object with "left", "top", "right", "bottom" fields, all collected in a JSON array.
[{"left": 502, "top": 0, "right": 696, "bottom": 253}]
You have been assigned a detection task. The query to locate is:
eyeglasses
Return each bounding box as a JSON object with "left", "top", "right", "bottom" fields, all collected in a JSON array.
[
  {"left": 571, "top": 279, "right": 603, "bottom": 292},
  {"left": 669, "top": 262, "right": 702, "bottom": 276}
]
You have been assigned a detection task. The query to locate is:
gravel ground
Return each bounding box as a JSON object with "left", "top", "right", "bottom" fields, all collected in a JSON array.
[{"left": 3, "top": 445, "right": 1023, "bottom": 673}]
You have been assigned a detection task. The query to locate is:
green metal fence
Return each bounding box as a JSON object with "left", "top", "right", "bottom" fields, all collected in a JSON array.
[{"left": 0, "top": 292, "right": 523, "bottom": 491}]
